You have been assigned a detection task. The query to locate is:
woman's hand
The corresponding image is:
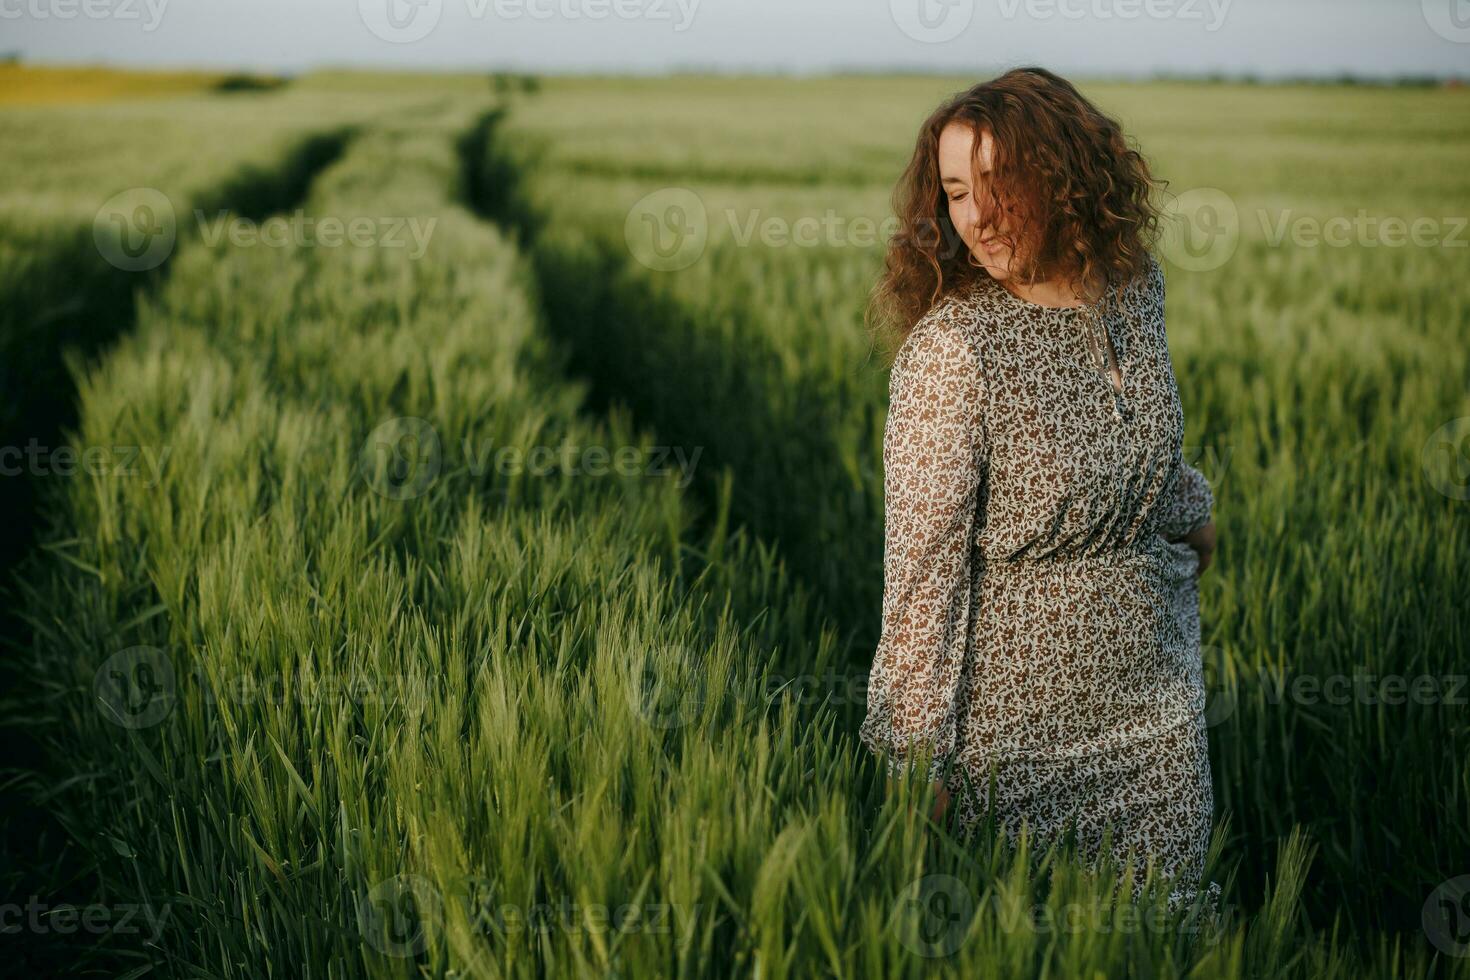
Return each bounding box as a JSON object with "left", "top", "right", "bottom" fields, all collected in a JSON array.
[
  {"left": 888, "top": 777, "right": 953, "bottom": 825},
  {"left": 1180, "top": 520, "right": 1217, "bottom": 577},
  {"left": 929, "top": 781, "right": 952, "bottom": 823}
]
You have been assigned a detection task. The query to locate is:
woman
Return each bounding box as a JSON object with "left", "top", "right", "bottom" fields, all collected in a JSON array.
[{"left": 860, "top": 67, "right": 1221, "bottom": 911}]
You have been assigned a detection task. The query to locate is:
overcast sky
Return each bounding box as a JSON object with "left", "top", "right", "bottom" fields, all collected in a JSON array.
[{"left": 5, "top": 0, "right": 1469, "bottom": 78}]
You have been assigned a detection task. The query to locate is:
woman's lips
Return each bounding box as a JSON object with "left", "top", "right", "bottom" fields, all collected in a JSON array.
[{"left": 979, "top": 235, "right": 1003, "bottom": 253}]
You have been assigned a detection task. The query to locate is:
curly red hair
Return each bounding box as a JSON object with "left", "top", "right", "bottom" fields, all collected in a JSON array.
[{"left": 867, "top": 67, "right": 1165, "bottom": 358}]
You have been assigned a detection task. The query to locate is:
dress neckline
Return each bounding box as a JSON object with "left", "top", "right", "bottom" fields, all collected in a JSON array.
[
  {"left": 989, "top": 274, "right": 1103, "bottom": 314},
  {"left": 971, "top": 272, "right": 1130, "bottom": 412}
]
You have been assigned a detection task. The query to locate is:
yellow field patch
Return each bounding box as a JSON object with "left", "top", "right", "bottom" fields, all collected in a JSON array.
[{"left": 0, "top": 63, "right": 240, "bottom": 105}]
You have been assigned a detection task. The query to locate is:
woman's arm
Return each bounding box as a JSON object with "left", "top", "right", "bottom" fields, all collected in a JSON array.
[
  {"left": 1159, "top": 459, "right": 1213, "bottom": 538},
  {"left": 859, "top": 311, "right": 987, "bottom": 796},
  {"left": 1146, "top": 253, "right": 1216, "bottom": 575},
  {"left": 1158, "top": 459, "right": 1216, "bottom": 575}
]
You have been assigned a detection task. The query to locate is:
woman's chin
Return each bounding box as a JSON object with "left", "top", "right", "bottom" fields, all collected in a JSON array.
[{"left": 972, "top": 251, "right": 1011, "bottom": 279}]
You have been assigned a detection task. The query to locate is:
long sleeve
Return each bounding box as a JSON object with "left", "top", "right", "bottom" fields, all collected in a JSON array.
[
  {"left": 859, "top": 312, "right": 987, "bottom": 786},
  {"left": 1145, "top": 251, "right": 1214, "bottom": 542},
  {"left": 1157, "top": 458, "right": 1214, "bottom": 541}
]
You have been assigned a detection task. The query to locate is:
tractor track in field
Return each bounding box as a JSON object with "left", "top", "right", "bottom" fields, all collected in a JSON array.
[
  {"left": 0, "top": 127, "right": 355, "bottom": 578},
  {"left": 458, "top": 109, "right": 879, "bottom": 675},
  {"left": 0, "top": 126, "right": 354, "bottom": 978}
]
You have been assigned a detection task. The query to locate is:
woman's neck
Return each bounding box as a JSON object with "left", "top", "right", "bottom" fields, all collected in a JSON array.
[{"left": 1001, "top": 272, "right": 1105, "bottom": 309}]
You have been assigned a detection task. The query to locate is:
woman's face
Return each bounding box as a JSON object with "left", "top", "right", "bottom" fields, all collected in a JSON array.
[{"left": 938, "top": 120, "right": 1017, "bottom": 280}]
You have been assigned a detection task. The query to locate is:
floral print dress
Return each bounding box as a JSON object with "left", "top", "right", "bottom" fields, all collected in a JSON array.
[{"left": 859, "top": 251, "right": 1221, "bottom": 911}]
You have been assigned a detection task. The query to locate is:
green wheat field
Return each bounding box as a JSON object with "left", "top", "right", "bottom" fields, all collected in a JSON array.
[{"left": 0, "top": 67, "right": 1467, "bottom": 978}]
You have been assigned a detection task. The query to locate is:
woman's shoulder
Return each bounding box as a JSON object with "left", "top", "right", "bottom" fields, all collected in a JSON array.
[
  {"left": 892, "top": 287, "right": 988, "bottom": 385},
  {"left": 901, "top": 282, "right": 989, "bottom": 357},
  {"left": 1115, "top": 250, "right": 1165, "bottom": 316}
]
